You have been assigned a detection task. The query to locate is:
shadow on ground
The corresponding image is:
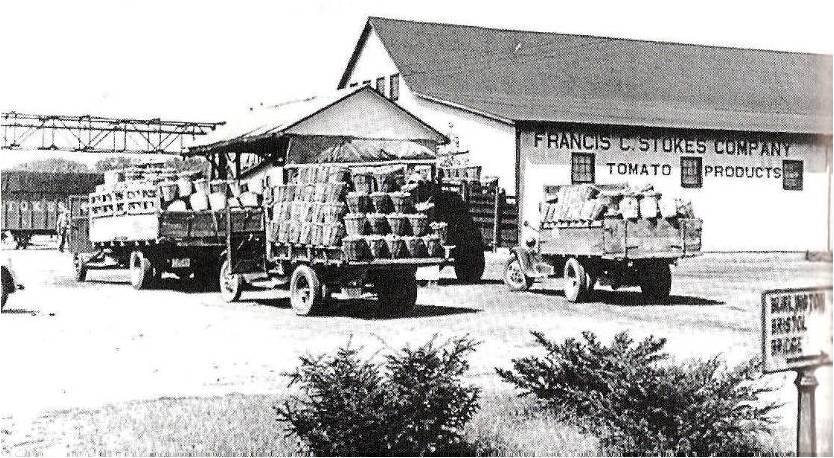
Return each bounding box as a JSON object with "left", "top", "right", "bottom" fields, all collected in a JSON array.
[
  {"left": 253, "top": 297, "right": 480, "bottom": 320},
  {"left": 527, "top": 287, "right": 724, "bottom": 306}
]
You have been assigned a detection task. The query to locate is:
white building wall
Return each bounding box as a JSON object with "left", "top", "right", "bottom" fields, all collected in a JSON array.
[
  {"left": 344, "top": 29, "right": 518, "bottom": 194},
  {"left": 518, "top": 125, "right": 832, "bottom": 252}
]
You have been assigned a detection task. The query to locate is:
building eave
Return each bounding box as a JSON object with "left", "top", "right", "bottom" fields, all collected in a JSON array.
[{"left": 413, "top": 92, "right": 514, "bottom": 126}]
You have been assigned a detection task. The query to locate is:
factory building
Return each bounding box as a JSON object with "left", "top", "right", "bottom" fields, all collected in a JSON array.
[{"left": 337, "top": 17, "right": 832, "bottom": 251}]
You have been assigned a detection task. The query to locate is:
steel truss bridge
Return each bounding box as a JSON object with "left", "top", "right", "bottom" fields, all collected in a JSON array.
[{"left": 1, "top": 111, "right": 223, "bottom": 154}]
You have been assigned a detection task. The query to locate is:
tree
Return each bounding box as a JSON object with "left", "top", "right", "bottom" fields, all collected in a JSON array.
[{"left": 12, "top": 157, "right": 90, "bottom": 173}]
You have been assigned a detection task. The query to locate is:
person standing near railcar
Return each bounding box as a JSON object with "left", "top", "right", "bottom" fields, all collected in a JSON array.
[{"left": 56, "top": 202, "right": 70, "bottom": 252}]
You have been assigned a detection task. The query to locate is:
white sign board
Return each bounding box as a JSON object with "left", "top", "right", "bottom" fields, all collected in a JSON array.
[{"left": 761, "top": 286, "right": 833, "bottom": 373}]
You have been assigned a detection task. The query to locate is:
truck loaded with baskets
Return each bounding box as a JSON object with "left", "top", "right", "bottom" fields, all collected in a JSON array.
[
  {"left": 504, "top": 183, "right": 703, "bottom": 302},
  {"left": 68, "top": 164, "right": 265, "bottom": 289},
  {"left": 220, "top": 162, "right": 462, "bottom": 316}
]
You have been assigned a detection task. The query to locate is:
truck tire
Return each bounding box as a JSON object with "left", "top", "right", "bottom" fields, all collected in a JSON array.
[
  {"left": 73, "top": 254, "right": 87, "bottom": 282},
  {"left": 129, "top": 250, "right": 154, "bottom": 290},
  {"left": 640, "top": 263, "right": 672, "bottom": 300},
  {"left": 504, "top": 255, "right": 533, "bottom": 291},
  {"left": 1, "top": 267, "right": 12, "bottom": 310},
  {"left": 194, "top": 259, "right": 221, "bottom": 291},
  {"left": 563, "top": 257, "right": 591, "bottom": 303},
  {"left": 290, "top": 264, "right": 325, "bottom": 316},
  {"left": 375, "top": 269, "right": 418, "bottom": 317},
  {"left": 454, "top": 249, "right": 485, "bottom": 284},
  {"left": 219, "top": 258, "right": 243, "bottom": 302}
]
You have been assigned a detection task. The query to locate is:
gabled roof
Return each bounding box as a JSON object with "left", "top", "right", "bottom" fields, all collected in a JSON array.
[
  {"left": 340, "top": 17, "right": 832, "bottom": 135},
  {"left": 189, "top": 86, "right": 448, "bottom": 156}
]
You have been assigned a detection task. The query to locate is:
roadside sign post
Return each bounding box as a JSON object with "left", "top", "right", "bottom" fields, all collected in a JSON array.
[
  {"left": 795, "top": 369, "right": 818, "bottom": 456},
  {"left": 761, "top": 286, "right": 832, "bottom": 457}
]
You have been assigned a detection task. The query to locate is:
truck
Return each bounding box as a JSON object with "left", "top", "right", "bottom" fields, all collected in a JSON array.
[
  {"left": 503, "top": 184, "right": 703, "bottom": 302},
  {"left": 218, "top": 162, "right": 471, "bottom": 317},
  {"left": 67, "top": 184, "right": 263, "bottom": 290},
  {"left": 1, "top": 171, "right": 103, "bottom": 249}
]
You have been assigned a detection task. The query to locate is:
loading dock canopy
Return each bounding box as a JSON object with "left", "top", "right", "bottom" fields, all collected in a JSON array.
[{"left": 187, "top": 86, "right": 447, "bottom": 176}]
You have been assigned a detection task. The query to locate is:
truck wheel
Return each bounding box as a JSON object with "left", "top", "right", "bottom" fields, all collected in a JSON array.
[
  {"left": 129, "top": 250, "right": 154, "bottom": 290},
  {"left": 194, "top": 259, "right": 221, "bottom": 291},
  {"left": 1, "top": 267, "right": 12, "bottom": 310},
  {"left": 454, "top": 249, "right": 485, "bottom": 283},
  {"left": 504, "top": 255, "right": 533, "bottom": 291},
  {"left": 219, "top": 259, "right": 244, "bottom": 302},
  {"left": 73, "top": 255, "right": 87, "bottom": 282},
  {"left": 640, "top": 263, "right": 672, "bottom": 300},
  {"left": 290, "top": 264, "right": 325, "bottom": 316},
  {"left": 563, "top": 257, "right": 591, "bottom": 303},
  {"left": 375, "top": 269, "right": 418, "bottom": 317}
]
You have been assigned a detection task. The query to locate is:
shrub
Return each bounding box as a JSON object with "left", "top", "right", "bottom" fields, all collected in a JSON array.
[
  {"left": 496, "top": 331, "right": 780, "bottom": 456},
  {"left": 276, "top": 336, "right": 480, "bottom": 456}
]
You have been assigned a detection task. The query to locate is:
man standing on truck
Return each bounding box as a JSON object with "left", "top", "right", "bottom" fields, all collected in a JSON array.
[{"left": 56, "top": 202, "right": 70, "bottom": 252}]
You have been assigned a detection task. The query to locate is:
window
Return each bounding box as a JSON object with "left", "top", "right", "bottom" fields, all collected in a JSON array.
[
  {"left": 375, "top": 76, "right": 386, "bottom": 95},
  {"left": 680, "top": 156, "right": 703, "bottom": 188},
  {"left": 783, "top": 160, "right": 803, "bottom": 190},
  {"left": 571, "top": 152, "right": 595, "bottom": 184},
  {"left": 389, "top": 73, "right": 400, "bottom": 101}
]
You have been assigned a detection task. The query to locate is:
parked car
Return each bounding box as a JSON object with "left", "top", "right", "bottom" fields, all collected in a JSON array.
[{"left": 1, "top": 257, "right": 24, "bottom": 310}]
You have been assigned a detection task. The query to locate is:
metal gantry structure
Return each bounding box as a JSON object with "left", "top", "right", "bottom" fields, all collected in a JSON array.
[{"left": 1, "top": 111, "right": 224, "bottom": 154}]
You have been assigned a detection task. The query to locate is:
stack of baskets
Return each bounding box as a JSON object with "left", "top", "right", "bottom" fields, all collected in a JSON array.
[
  {"left": 89, "top": 167, "right": 264, "bottom": 216},
  {"left": 269, "top": 164, "right": 448, "bottom": 261},
  {"left": 341, "top": 182, "right": 445, "bottom": 261},
  {"left": 270, "top": 165, "right": 349, "bottom": 247},
  {"left": 539, "top": 183, "right": 696, "bottom": 226}
]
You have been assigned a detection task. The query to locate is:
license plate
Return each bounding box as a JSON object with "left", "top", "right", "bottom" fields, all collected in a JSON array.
[{"left": 171, "top": 258, "right": 191, "bottom": 268}]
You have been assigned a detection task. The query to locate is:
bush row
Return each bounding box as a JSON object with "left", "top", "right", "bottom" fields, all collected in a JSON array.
[{"left": 276, "top": 332, "right": 780, "bottom": 456}]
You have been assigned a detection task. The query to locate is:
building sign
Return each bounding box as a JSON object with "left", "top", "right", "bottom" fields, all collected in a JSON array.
[
  {"left": 527, "top": 128, "right": 804, "bottom": 184},
  {"left": 761, "top": 286, "right": 832, "bottom": 373}
]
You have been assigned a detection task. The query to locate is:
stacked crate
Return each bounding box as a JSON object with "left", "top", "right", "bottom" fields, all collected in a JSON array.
[
  {"left": 269, "top": 164, "right": 449, "bottom": 261},
  {"left": 539, "top": 183, "right": 696, "bottom": 228},
  {"left": 86, "top": 167, "right": 264, "bottom": 218}
]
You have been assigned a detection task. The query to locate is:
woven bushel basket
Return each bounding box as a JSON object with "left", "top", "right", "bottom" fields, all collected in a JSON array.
[
  {"left": 311, "top": 223, "right": 324, "bottom": 246},
  {"left": 346, "top": 193, "right": 371, "bottom": 214},
  {"left": 342, "top": 237, "right": 369, "bottom": 261},
  {"left": 370, "top": 192, "right": 392, "bottom": 213},
  {"left": 344, "top": 214, "right": 368, "bottom": 236},
  {"left": 367, "top": 213, "right": 389, "bottom": 235},
  {"left": 386, "top": 214, "right": 409, "bottom": 236},
  {"left": 366, "top": 236, "right": 389, "bottom": 258},
  {"left": 322, "top": 222, "right": 345, "bottom": 246},
  {"left": 390, "top": 192, "right": 414, "bottom": 213},
  {"left": 351, "top": 172, "right": 374, "bottom": 194},
  {"left": 406, "top": 214, "right": 428, "bottom": 236},
  {"left": 385, "top": 236, "right": 407, "bottom": 259},
  {"left": 424, "top": 236, "right": 442, "bottom": 257}
]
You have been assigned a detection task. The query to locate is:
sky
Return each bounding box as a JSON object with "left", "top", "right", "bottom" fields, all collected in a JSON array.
[{"left": 0, "top": 0, "right": 831, "bottom": 166}]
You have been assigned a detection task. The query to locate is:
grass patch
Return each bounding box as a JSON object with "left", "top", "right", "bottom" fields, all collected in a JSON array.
[{"left": 6, "top": 391, "right": 595, "bottom": 456}]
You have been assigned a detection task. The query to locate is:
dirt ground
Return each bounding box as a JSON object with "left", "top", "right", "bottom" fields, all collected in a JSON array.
[{"left": 1, "top": 237, "right": 832, "bottom": 454}]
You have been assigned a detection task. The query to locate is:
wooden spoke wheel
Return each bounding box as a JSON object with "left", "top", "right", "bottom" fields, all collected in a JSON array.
[
  {"left": 219, "top": 258, "right": 244, "bottom": 302},
  {"left": 289, "top": 264, "right": 325, "bottom": 316},
  {"left": 129, "top": 250, "right": 155, "bottom": 290},
  {"left": 503, "top": 255, "right": 533, "bottom": 291},
  {"left": 73, "top": 254, "right": 87, "bottom": 282},
  {"left": 563, "top": 257, "right": 591, "bottom": 303}
]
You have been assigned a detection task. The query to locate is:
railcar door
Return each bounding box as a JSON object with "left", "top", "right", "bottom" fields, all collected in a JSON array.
[{"left": 67, "top": 195, "right": 92, "bottom": 253}]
